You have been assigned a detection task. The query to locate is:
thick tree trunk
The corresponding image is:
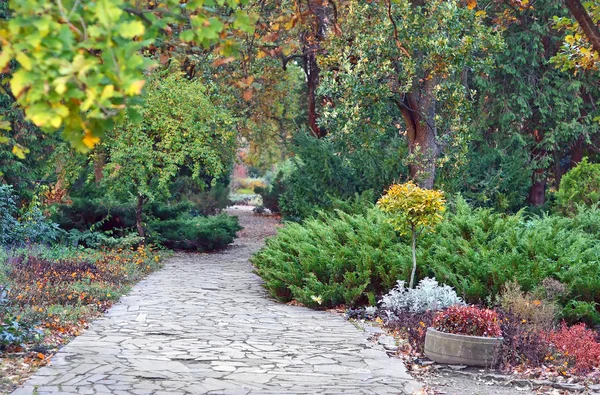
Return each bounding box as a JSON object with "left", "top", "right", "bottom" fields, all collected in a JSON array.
[
  {"left": 571, "top": 135, "right": 584, "bottom": 167},
  {"left": 564, "top": 0, "right": 600, "bottom": 56},
  {"left": 529, "top": 170, "right": 547, "bottom": 206},
  {"left": 304, "top": 45, "right": 325, "bottom": 138},
  {"left": 136, "top": 194, "right": 145, "bottom": 239},
  {"left": 395, "top": 82, "right": 439, "bottom": 189}
]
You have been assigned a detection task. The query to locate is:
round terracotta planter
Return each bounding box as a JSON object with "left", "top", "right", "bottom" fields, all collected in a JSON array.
[{"left": 424, "top": 327, "right": 503, "bottom": 367}]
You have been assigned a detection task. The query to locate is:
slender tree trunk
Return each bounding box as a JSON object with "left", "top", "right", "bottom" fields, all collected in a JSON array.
[
  {"left": 94, "top": 148, "right": 106, "bottom": 184},
  {"left": 300, "top": 0, "right": 335, "bottom": 139},
  {"left": 136, "top": 194, "right": 145, "bottom": 239},
  {"left": 410, "top": 226, "right": 417, "bottom": 289},
  {"left": 564, "top": 0, "right": 600, "bottom": 56}
]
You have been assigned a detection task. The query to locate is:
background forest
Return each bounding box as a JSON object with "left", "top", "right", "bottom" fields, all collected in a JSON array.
[{"left": 2, "top": 0, "right": 600, "bottom": 389}]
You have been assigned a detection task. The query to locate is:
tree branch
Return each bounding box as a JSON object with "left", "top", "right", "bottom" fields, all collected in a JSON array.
[
  {"left": 564, "top": 0, "right": 600, "bottom": 56},
  {"left": 280, "top": 50, "right": 318, "bottom": 70},
  {"left": 123, "top": 7, "right": 155, "bottom": 27}
]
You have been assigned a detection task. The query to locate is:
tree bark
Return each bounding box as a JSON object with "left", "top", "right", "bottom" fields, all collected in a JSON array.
[
  {"left": 571, "top": 134, "right": 584, "bottom": 167},
  {"left": 136, "top": 194, "right": 145, "bottom": 239},
  {"left": 528, "top": 130, "right": 547, "bottom": 206},
  {"left": 529, "top": 169, "right": 547, "bottom": 206},
  {"left": 395, "top": 81, "right": 439, "bottom": 189},
  {"left": 299, "top": 0, "right": 335, "bottom": 139},
  {"left": 304, "top": 44, "right": 325, "bottom": 138},
  {"left": 564, "top": 0, "right": 600, "bottom": 56},
  {"left": 553, "top": 145, "right": 563, "bottom": 190},
  {"left": 94, "top": 148, "right": 106, "bottom": 184}
]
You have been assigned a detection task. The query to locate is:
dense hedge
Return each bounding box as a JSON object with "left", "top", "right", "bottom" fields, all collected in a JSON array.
[
  {"left": 251, "top": 209, "right": 409, "bottom": 308},
  {"left": 252, "top": 198, "right": 600, "bottom": 323},
  {"left": 53, "top": 195, "right": 239, "bottom": 252},
  {"left": 52, "top": 198, "right": 193, "bottom": 232},
  {"left": 148, "top": 214, "right": 241, "bottom": 251}
]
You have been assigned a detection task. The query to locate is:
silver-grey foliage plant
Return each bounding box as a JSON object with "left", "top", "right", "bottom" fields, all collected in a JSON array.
[{"left": 380, "top": 277, "right": 464, "bottom": 316}]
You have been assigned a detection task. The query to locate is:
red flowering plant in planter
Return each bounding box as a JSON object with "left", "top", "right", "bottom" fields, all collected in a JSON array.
[{"left": 433, "top": 305, "right": 502, "bottom": 338}]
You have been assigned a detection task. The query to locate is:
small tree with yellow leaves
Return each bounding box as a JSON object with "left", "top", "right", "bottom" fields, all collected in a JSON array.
[{"left": 377, "top": 181, "right": 446, "bottom": 288}]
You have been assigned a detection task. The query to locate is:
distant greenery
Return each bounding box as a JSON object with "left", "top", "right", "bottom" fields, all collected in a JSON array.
[{"left": 279, "top": 132, "right": 408, "bottom": 221}]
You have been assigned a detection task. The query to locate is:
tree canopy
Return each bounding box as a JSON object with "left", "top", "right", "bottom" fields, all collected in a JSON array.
[
  {"left": 0, "top": 0, "right": 253, "bottom": 151},
  {"left": 101, "top": 70, "right": 237, "bottom": 236}
]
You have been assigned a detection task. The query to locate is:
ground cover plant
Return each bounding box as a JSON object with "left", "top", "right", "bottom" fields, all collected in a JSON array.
[
  {"left": 0, "top": 244, "right": 167, "bottom": 392},
  {"left": 432, "top": 305, "right": 502, "bottom": 337}
]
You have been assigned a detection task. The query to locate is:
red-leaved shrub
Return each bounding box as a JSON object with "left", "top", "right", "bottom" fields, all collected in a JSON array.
[
  {"left": 433, "top": 305, "right": 502, "bottom": 337},
  {"left": 547, "top": 323, "right": 600, "bottom": 373}
]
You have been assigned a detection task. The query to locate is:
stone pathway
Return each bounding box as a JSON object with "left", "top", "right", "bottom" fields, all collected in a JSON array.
[{"left": 13, "top": 208, "right": 420, "bottom": 395}]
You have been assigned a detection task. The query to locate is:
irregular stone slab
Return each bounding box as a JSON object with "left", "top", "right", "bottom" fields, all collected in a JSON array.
[{"left": 13, "top": 209, "right": 419, "bottom": 394}]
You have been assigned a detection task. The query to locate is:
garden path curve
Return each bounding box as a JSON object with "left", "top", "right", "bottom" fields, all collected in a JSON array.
[{"left": 12, "top": 207, "right": 420, "bottom": 395}]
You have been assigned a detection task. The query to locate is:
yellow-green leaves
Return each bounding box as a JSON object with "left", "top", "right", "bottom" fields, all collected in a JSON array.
[
  {"left": 377, "top": 181, "right": 446, "bottom": 234},
  {"left": 552, "top": 2, "right": 600, "bottom": 73},
  {"left": 101, "top": 70, "right": 237, "bottom": 206},
  {"left": 11, "top": 144, "right": 30, "bottom": 159},
  {"left": 0, "top": 0, "right": 254, "bottom": 152},
  {"left": 119, "top": 21, "right": 145, "bottom": 39},
  {"left": 15, "top": 52, "right": 32, "bottom": 70}
]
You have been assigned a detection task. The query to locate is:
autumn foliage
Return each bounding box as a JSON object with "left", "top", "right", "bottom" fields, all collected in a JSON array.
[
  {"left": 547, "top": 323, "right": 600, "bottom": 374},
  {"left": 377, "top": 181, "right": 446, "bottom": 234},
  {"left": 2, "top": 246, "right": 165, "bottom": 336},
  {"left": 433, "top": 305, "right": 502, "bottom": 338}
]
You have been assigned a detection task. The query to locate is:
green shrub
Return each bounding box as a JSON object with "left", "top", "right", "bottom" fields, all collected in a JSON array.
[
  {"left": 0, "top": 185, "right": 60, "bottom": 246},
  {"left": 556, "top": 158, "right": 600, "bottom": 215},
  {"left": 148, "top": 214, "right": 241, "bottom": 251},
  {"left": 170, "top": 178, "right": 232, "bottom": 216},
  {"left": 52, "top": 197, "right": 138, "bottom": 232},
  {"left": 419, "top": 198, "right": 600, "bottom": 324},
  {"left": 279, "top": 132, "right": 408, "bottom": 221},
  {"left": 189, "top": 183, "right": 232, "bottom": 216},
  {"left": 251, "top": 208, "right": 410, "bottom": 308},
  {"left": 54, "top": 189, "right": 228, "bottom": 235},
  {"left": 253, "top": 196, "right": 600, "bottom": 323}
]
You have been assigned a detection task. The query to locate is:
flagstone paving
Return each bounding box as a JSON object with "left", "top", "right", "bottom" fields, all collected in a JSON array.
[{"left": 12, "top": 207, "right": 420, "bottom": 395}]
